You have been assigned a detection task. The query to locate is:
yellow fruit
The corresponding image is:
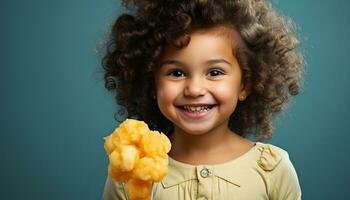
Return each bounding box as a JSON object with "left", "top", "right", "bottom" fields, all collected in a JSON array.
[
  {"left": 108, "top": 164, "right": 133, "bottom": 182},
  {"left": 103, "top": 135, "right": 116, "bottom": 155},
  {"left": 109, "top": 149, "right": 122, "bottom": 168},
  {"left": 140, "top": 131, "right": 172, "bottom": 157},
  {"left": 133, "top": 156, "right": 168, "bottom": 182},
  {"left": 125, "top": 179, "right": 152, "bottom": 200},
  {"left": 120, "top": 145, "right": 139, "bottom": 171},
  {"left": 104, "top": 118, "right": 171, "bottom": 200},
  {"left": 117, "top": 119, "right": 149, "bottom": 144}
]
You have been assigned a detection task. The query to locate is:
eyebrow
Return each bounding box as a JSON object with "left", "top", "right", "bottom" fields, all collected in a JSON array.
[{"left": 159, "top": 59, "right": 232, "bottom": 67}]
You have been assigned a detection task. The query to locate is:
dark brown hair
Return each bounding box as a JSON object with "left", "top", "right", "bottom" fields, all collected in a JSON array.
[{"left": 101, "top": 0, "right": 304, "bottom": 141}]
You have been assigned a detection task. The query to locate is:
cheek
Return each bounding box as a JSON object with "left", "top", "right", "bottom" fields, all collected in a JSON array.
[
  {"left": 212, "top": 81, "right": 240, "bottom": 102},
  {"left": 156, "top": 81, "right": 179, "bottom": 107},
  {"left": 155, "top": 81, "right": 182, "bottom": 120}
]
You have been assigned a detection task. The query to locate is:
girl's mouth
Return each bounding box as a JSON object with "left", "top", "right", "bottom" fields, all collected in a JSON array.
[
  {"left": 176, "top": 105, "right": 216, "bottom": 120},
  {"left": 180, "top": 105, "right": 214, "bottom": 112}
]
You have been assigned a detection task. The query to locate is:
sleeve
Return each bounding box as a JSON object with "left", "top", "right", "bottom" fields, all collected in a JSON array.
[
  {"left": 102, "top": 176, "right": 128, "bottom": 200},
  {"left": 268, "top": 151, "right": 302, "bottom": 200}
]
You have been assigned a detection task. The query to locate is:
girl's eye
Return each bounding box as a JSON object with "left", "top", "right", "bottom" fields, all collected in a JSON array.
[
  {"left": 168, "top": 69, "right": 185, "bottom": 77},
  {"left": 208, "top": 69, "right": 224, "bottom": 76}
]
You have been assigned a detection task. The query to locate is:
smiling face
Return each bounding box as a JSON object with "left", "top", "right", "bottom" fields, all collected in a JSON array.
[{"left": 154, "top": 26, "right": 249, "bottom": 136}]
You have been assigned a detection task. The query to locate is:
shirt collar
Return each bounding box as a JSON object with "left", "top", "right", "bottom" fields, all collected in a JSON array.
[
  {"left": 161, "top": 142, "right": 283, "bottom": 188},
  {"left": 161, "top": 144, "right": 260, "bottom": 188}
]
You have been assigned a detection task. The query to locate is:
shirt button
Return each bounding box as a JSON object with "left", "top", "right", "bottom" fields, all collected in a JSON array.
[{"left": 200, "top": 168, "right": 209, "bottom": 178}]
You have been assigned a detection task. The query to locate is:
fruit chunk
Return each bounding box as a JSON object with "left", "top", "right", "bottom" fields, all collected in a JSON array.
[{"left": 104, "top": 119, "right": 171, "bottom": 200}]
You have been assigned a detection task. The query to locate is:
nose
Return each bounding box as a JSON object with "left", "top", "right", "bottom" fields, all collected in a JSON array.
[{"left": 184, "top": 77, "right": 206, "bottom": 97}]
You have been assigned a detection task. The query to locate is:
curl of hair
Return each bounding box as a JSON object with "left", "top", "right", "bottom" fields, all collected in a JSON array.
[{"left": 102, "top": 0, "right": 304, "bottom": 141}]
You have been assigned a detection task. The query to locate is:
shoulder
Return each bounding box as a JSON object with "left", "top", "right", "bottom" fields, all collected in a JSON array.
[
  {"left": 255, "top": 142, "right": 291, "bottom": 171},
  {"left": 255, "top": 142, "right": 302, "bottom": 199}
]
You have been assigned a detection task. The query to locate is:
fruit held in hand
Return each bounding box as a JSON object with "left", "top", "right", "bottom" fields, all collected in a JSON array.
[{"left": 104, "top": 119, "right": 171, "bottom": 200}]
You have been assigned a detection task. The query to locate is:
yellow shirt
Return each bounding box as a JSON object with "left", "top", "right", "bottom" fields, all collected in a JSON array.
[{"left": 103, "top": 142, "right": 302, "bottom": 200}]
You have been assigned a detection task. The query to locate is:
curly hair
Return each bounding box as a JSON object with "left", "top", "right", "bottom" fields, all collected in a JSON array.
[{"left": 101, "top": 0, "right": 304, "bottom": 141}]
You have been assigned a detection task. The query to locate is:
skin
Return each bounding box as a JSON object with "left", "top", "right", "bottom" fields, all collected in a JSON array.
[{"left": 154, "top": 26, "right": 255, "bottom": 165}]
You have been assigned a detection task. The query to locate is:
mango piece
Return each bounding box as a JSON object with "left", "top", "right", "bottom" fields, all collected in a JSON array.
[
  {"left": 133, "top": 156, "right": 168, "bottom": 182},
  {"left": 125, "top": 179, "right": 153, "bottom": 200},
  {"left": 104, "top": 119, "right": 171, "bottom": 200},
  {"left": 120, "top": 145, "right": 139, "bottom": 171},
  {"left": 140, "top": 131, "right": 171, "bottom": 157}
]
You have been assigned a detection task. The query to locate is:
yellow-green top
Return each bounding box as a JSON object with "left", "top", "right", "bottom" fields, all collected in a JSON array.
[{"left": 103, "top": 142, "right": 302, "bottom": 200}]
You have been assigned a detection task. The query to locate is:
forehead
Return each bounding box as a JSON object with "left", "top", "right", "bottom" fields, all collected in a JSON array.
[{"left": 160, "top": 25, "right": 241, "bottom": 62}]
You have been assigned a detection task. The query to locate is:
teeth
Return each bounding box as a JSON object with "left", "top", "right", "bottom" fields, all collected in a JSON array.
[{"left": 183, "top": 106, "right": 210, "bottom": 112}]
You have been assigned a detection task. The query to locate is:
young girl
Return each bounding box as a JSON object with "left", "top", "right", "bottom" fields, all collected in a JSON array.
[{"left": 102, "top": 0, "right": 304, "bottom": 199}]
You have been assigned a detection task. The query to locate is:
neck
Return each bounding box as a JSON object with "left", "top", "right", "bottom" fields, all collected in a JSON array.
[{"left": 169, "top": 120, "right": 235, "bottom": 156}]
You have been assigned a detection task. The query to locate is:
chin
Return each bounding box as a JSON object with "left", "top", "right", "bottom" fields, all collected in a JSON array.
[{"left": 176, "top": 124, "right": 214, "bottom": 136}]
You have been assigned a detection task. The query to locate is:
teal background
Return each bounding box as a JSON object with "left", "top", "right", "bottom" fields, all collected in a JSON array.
[{"left": 2, "top": 0, "right": 349, "bottom": 199}]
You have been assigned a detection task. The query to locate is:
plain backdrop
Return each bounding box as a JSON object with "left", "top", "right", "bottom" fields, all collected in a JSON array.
[{"left": 1, "top": 0, "right": 349, "bottom": 199}]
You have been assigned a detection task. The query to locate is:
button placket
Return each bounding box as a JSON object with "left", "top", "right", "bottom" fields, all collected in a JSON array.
[{"left": 196, "top": 166, "right": 212, "bottom": 200}]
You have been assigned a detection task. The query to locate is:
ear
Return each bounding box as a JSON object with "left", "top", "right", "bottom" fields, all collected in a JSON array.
[{"left": 239, "top": 81, "right": 252, "bottom": 100}]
